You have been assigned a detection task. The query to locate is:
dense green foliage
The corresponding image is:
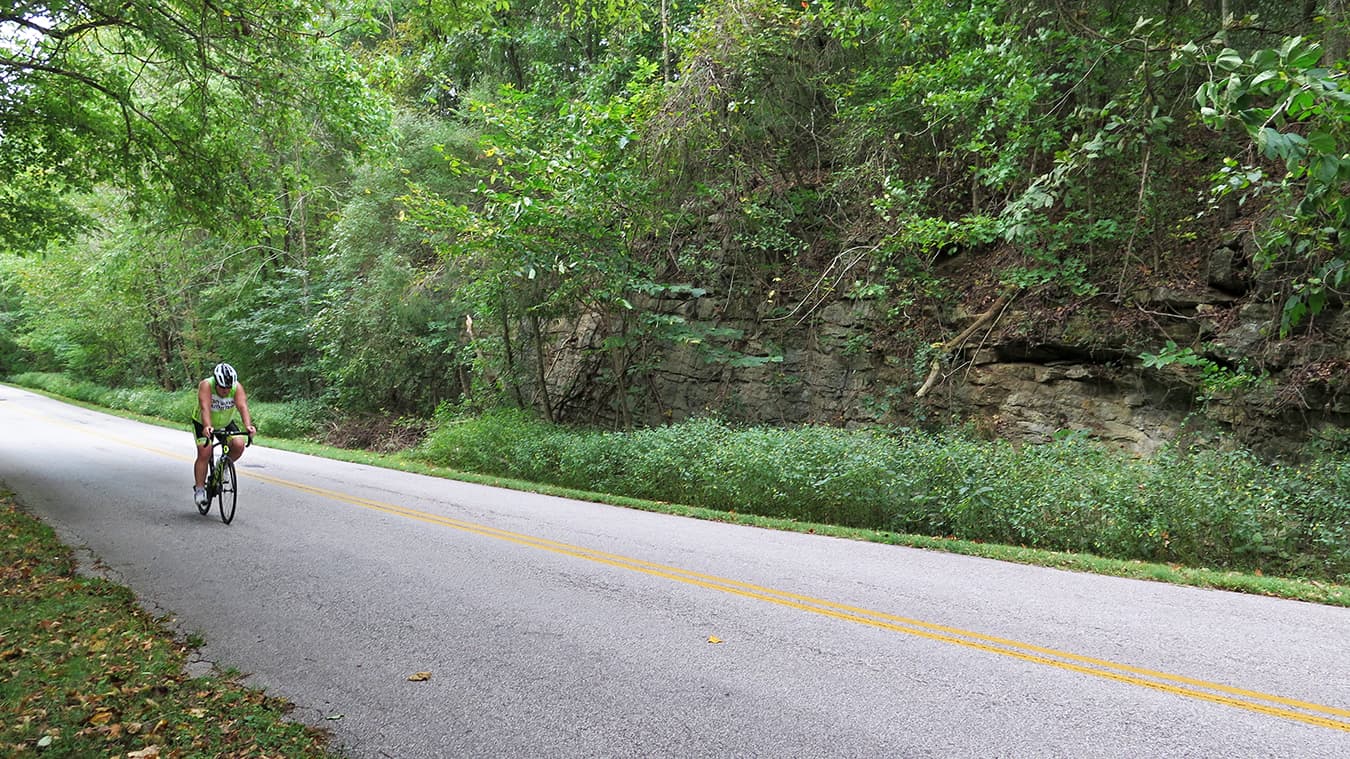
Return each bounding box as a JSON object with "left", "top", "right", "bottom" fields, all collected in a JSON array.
[
  {"left": 2, "top": 0, "right": 389, "bottom": 396},
  {"left": 418, "top": 407, "right": 1350, "bottom": 583},
  {"left": 9, "top": 372, "right": 327, "bottom": 439},
  {"left": 1196, "top": 33, "right": 1350, "bottom": 334},
  {"left": 4, "top": 0, "right": 1347, "bottom": 419}
]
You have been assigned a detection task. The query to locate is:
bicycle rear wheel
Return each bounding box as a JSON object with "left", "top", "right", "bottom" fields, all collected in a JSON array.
[
  {"left": 217, "top": 456, "right": 238, "bottom": 524},
  {"left": 198, "top": 461, "right": 213, "bottom": 516}
]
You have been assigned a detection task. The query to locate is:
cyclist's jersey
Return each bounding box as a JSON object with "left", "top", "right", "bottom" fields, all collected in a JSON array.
[{"left": 192, "top": 378, "right": 238, "bottom": 429}]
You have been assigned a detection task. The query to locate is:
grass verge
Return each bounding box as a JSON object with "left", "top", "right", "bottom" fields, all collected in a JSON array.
[{"left": 0, "top": 491, "right": 335, "bottom": 758}]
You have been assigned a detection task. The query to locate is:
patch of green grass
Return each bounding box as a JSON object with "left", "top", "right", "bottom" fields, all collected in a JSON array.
[{"left": 0, "top": 492, "right": 335, "bottom": 758}]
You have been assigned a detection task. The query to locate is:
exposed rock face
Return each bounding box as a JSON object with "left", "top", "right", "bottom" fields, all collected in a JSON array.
[
  {"left": 544, "top": 242, "right": 1349, "bottom": 456},
  {"left": 949, "top": 361, "right": 1181, "bottom": 454}
]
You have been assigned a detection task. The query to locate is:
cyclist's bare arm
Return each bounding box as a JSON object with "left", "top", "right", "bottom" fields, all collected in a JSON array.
[
  {"left": 197, "top": 379, "right": 215, "bottom": 438},
  {"left": 234, "top": 382, "right": 257, "bottom": 437}
]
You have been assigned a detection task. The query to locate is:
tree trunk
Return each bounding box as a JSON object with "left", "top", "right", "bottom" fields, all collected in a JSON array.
[
  {"left": 506, "top": 41, "right": 525, "bottom": 89},
  {"left": 530, "top": 311, "right": 555, "bottom": 423},
  {"left": 610, "top": 316, "right": 633, "bottom": 430},
  {"left": 915, "top": 294, "right": 1012, "bottom": 398},
  {"left": 1218, "top": 0, "right": 1231, "bottom": 42},
  {"left": 1323, "top": 0, "right": 1348, "bottom": 64},
  {"left": 145, "top": 252, "right": 182, "bottom": 391},
  {"left": 661, "top": 0, "right": 671, "bottom": 83},
  {"left": 500, "top": 302, "right": 525, "bottom": 409}
]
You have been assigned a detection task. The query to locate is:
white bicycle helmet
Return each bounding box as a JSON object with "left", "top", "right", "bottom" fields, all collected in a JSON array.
[{"left": 213, "top": 362, "right": 237, "bottom": 389}]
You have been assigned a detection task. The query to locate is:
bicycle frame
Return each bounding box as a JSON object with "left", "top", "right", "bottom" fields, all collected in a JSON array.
[{"left": 203, "top": 427, "right": 252, "bottom": 524}]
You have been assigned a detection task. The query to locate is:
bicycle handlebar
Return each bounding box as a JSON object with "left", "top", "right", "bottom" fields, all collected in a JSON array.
[{"left": 209, "top": 428, "right": 254, "bottom": 447}]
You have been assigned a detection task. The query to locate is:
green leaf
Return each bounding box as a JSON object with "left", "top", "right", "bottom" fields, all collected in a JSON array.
[
  {"left": 1306, "top": 131, "right": 1337, "bottom": 154},
  {"left": 1280, "top": 294, "right": 1307, "bottom": 335},
  {"left": 725, "top": 354, "right": 784, "bottom": 368},
  {"left": 1308, "top": 288, "right": 1327, "bottom": 317},
  {"left": 1291, "top": 42, "right": 1324, "bottom": 69},
  {"left": 1287, "top": 90, "right": 1317, "bottom": 118},
  {"left": 1236, "top": 107, "right": 1272, "bottom": 130},
  {"left": 1215, "top": 48, "right": 1244, "bottom": 72},
  {"left": 1250, "top": 49, "right": 1280, "bottom": 72},
  {"left": 1250, "top": 70, "right": 1280, "bottom": 91},
  {"left": 1195, "top": 82, "right": 1216, "bottom": 110},
  {"left": 1278, "top": 36, "right": 1303, "bottom": 61},
  {"left": 1257, "top": 128, "right": 1306, "bottom": 162}
]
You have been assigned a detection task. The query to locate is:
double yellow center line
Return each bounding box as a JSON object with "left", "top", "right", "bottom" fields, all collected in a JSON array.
[{"left": 13, "top": 399, "right": 1350, "bottom": 733}]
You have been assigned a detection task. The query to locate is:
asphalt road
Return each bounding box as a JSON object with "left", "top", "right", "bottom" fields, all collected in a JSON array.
[{"left": 2, "top": 384, "right": 1348, "bottom": 758}]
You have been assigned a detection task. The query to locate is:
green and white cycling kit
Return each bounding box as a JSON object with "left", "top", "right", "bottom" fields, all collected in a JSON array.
[{"left": 193, "top": 379, "right": 238, "bottom": 441}]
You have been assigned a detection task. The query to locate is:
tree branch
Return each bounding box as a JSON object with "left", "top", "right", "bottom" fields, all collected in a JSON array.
[
  {"left": 5, "top": 58, "right": 197, "bottom": 161},
  {"left": 915, "top": 293, "right": 1014, "bottom": 398}
]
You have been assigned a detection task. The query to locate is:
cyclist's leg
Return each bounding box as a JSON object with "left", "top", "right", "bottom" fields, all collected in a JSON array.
[
  {"left": 192, "top": 420, "right": 212, "bottom": 488},
  {"left": 226, "top": 435, "right": 248, "bottom": 462}
]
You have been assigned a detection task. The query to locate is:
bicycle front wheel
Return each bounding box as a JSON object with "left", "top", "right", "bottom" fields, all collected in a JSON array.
[{"left": 217, "top": 456, "right": 238, "bottom": 525}]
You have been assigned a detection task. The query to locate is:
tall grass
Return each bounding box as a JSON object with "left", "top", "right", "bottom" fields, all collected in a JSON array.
[
  {"left": 7, "top": 372, "right": 327, "bottom": 439},
  {"left": 417, "top": 408, "right": 1350, "bottom": 583}
]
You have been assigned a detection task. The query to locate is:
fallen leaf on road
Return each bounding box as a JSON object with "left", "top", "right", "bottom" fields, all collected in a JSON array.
[
  {"left": 407, "top": 671, "right": 432, "bottom": 682},
  {"left": 707, "top": 636, "right": 723, "bottom": 644}
]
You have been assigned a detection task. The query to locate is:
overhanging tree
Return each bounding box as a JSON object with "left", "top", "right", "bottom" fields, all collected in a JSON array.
[{"left": 0, "top": 0, "right": 370, "bottom": 248}]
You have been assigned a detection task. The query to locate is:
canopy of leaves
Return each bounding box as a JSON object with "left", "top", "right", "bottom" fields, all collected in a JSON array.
[{"left": 0, "top": 0, "right": 384, "bottom": 248}]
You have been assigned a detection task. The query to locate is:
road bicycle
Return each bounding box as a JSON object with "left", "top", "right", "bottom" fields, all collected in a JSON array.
[{"left": 199, "top": 424, "right": 252, "bottom": 525}]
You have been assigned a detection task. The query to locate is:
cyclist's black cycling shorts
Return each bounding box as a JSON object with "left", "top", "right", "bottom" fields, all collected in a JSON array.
[{"left": 193, "top": 419, "right": 240, "bottom": 445}]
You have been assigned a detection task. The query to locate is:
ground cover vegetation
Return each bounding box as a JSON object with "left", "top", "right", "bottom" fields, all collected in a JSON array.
[
  {"left": 419, "top": 408, "right": 1350, "bottom": 585},
  {"left": 0, "top": 491, "right": 335, "bottom": 757},
  {"left": 3, "top": 4, "right": 1350, "bottom": 581}
]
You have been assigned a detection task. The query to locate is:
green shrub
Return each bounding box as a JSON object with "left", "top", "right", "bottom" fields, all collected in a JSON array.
[
  {"left": 248, "top": 398, "right": 327, "bottom": 440},
  {"left": 621, "top": 418, "right": 737, "bottom": 508},
  {"left": 418, "top": 406, "right": 551, "bottom": 479},
  {"left": 552, "top": 428, "right": 630, "bottom": 494},
  {"left": 414, "top": 408, "right": 1350, "bottom": 582},
  {"left": 11, "top": 372, "right": 93, "bottom": 402},
  {"left": 710, "top": 425, "right": 887, "bottom": 526}
]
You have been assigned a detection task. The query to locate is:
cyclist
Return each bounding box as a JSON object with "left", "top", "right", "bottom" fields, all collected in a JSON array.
[{"left": 192, "top": 363, "right": 257, "bottom": 507}]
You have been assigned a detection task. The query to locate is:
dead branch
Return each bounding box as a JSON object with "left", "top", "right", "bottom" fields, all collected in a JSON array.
[{"left": 915, "top": 293, "right": 1013, "bottom": 398}]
